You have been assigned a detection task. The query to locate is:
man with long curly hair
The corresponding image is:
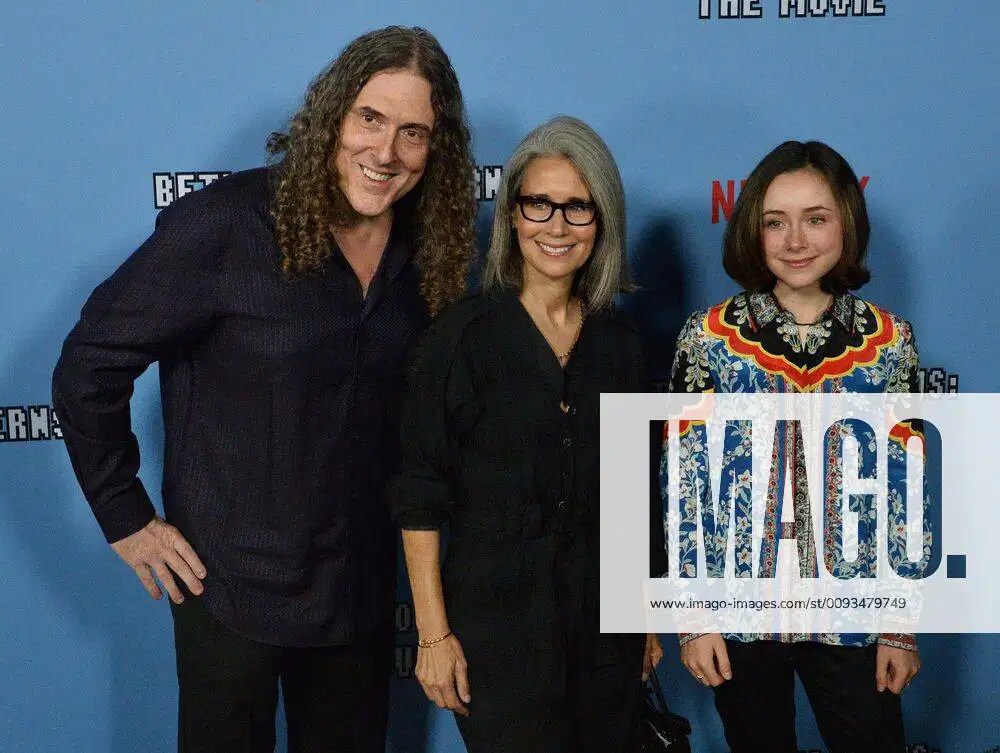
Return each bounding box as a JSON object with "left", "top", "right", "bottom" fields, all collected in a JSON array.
[{"left": 53, "top": 26, "right": 476, "bottom": 753}]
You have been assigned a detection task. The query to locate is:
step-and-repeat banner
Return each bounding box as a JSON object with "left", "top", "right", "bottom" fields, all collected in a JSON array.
[{"left": 2, "top": 2, "right": 996, "bottom": 751}]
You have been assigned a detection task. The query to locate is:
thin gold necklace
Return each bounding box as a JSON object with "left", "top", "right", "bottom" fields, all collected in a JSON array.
[{"left": 556, "top": 299, "right": 585, "bottom": 364}]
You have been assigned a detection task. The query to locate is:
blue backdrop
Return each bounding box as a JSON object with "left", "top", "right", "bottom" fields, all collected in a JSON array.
[{"left": 1, "top": 1, "right": 997, "bottom": 751}]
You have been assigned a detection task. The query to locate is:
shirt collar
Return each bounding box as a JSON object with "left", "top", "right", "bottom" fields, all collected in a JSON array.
[
  {"left": 329, "top": 217, "right": 414, "bottom": 280},
  {"left": 745, "top": 290, "right": 857, "bottom": 334},
  {"left": 379, "top": 219, "right": 415, "bottom": 286},
  {"left": 828, "top": 291, "right": 856, "bottom": 332}
]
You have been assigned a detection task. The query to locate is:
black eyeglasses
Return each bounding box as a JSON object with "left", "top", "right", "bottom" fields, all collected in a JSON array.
[{"left": 514, "top": 196, "right": 598, "bottom": 226}]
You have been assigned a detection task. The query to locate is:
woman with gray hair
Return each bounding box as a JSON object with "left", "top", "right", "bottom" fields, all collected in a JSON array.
[{"left": 390, "top": 115, "right": 664, "bottom": 752}]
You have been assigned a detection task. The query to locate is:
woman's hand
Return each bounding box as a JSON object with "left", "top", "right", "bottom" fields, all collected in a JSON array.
[
  {"left": 415, "top": 634, "right": 472, "bottom": 716},
  {"left": 642, "top": 632, "right": 664, "bottom": 681},
  {"left": 680, "top": 633, "right": 732, "bottom": 687},
  {"left": 876, "top": 644, "right": 921, "bottom": 694}
]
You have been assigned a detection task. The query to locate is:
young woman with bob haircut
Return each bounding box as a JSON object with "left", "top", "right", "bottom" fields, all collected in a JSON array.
[
  {"left": 664, "top": 140, "right": 922, "bottom": 753},
  {"left": 391, "top": 115, "right": 664, "bottom": 752}
]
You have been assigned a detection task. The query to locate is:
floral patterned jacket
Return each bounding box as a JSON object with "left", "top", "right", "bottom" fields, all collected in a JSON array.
[{"left": 661, "top": 291, "right": 926, "bottom": 650}]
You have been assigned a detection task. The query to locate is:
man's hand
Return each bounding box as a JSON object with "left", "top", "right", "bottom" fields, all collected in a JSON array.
[
  {"left": 415, "top": 634, "right": 471, "bottom": 717},
  {"left": 680, "top": 633, "right": 732, "bottom": 687},
  {"left": 876, "top": 644, "right": 921, "bottom": 694},
  {"left": 110, "top": 516, "right": 207, "bottom": 604},
  {"left": 642, "top": 632, "right": 664, "bottom": 681}
]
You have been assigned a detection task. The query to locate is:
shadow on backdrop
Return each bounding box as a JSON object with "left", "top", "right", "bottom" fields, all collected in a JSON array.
[
  {"left": 626, "top": 211, "right": 728, "bottom": 750},
  {"left": 624, "top": 212, "right": 692, "bottom": 384}
]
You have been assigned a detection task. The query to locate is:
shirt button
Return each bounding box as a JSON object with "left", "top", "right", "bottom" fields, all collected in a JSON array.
[
  {"left": 563, "top": 437, "right": 572, "bottom": 448},
  {"left": 558, "top": 499, "right": 567, "bottom": 508}
]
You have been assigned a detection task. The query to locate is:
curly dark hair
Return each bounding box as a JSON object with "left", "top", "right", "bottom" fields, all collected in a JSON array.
[{"left": 267, "top": 26, "right": 476, "bottom": 314}]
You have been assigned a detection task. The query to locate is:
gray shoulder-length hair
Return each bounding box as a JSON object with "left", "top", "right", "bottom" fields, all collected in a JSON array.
[{"left": 482, "top": 115, "right": 632, "bottom": 311}]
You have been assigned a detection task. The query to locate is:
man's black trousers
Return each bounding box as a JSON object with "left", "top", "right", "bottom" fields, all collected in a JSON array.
[{"left": 170, "top": 595, "right": 392, "bottom": 753}]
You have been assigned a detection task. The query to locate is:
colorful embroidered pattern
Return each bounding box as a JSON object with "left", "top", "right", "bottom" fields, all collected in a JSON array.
[
  {"left": 662, "top": 292, "right": 925, "bottom": 650},
  {"left": 703, "top": 298, "right": 898, "bottom": 391}
]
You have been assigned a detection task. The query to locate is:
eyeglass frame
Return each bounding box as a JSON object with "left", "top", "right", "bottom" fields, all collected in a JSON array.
[{"left": 513, "top": 195, "right": 599, "bottom": 226}]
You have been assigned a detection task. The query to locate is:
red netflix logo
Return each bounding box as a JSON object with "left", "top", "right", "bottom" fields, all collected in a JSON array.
[{"left": 711, "top": 175, "right": 870, "bottom": 223}]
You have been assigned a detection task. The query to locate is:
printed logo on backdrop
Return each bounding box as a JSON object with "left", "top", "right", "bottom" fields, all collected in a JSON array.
[
  {"left": 919, "top": 368, "right": 959, "bottom": 394},
  {"left": 395, "top": 600, "right": 417, "bottom": 679},
  {"left": 0, "top": 405, "right": 62, "bottom": 443},
  {"left": 153, "top": 172, "right": 231, "bottom": 209},
  {"left": 476, "top": 165, "right": 503, "bottom": 202},
  {"left": 152, "top": 166, "right": 504, "bottom": 209},
  {"left": 698, "top": 0, "right": 887, "bottom": 18},
  {"left": 711, "top": 175, "right": 871, "bottom": 224}
]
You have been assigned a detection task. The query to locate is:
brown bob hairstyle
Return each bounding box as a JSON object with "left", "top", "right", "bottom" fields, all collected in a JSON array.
[{"left": 723, "top": 140, "right": 872, "bottom": 294}]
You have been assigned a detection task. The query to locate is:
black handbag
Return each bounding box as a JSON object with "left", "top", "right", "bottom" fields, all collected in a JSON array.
[{"left": 636, "top": 669, "right": 693, "bottom": 752}]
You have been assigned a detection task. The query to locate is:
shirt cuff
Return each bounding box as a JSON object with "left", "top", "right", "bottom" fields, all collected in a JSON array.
[
  {"left": 388, "top": 475, "right": 453, "bottom": 530},
  {"left": 93, "top": 482, "right": 157, "bottom": 543},
  {"left": 394, "top": 510, "right": 446, "bottom": 531}
]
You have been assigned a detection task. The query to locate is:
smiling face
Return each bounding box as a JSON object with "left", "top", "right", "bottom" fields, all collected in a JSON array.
[
  {"left": 761, "top": 168, "right": 844, "bottom": 296},
  {"left": 513, "top": 156, "right": 597, "bottom": 290},
  {"left": 332, "top": 68, "right": 435, "bottom": 225}
]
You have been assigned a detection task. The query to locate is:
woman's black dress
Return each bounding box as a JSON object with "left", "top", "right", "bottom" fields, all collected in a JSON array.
[{"left": 391, "top": 289, "right": 662, "bottom": 752}]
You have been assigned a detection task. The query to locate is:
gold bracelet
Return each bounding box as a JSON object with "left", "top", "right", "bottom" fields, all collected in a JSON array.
[{"left": 417, "top": 631, "right": 452, "bottom": 648}]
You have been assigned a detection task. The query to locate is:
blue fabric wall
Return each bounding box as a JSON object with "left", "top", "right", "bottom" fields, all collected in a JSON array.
[{"left": 1, "top": 1, "right": 996, "bottom": 751}]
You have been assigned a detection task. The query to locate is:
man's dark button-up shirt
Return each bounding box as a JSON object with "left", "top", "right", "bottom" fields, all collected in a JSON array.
[{"left": 53, "top": 167, "right": 428, "bottom": 646}]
